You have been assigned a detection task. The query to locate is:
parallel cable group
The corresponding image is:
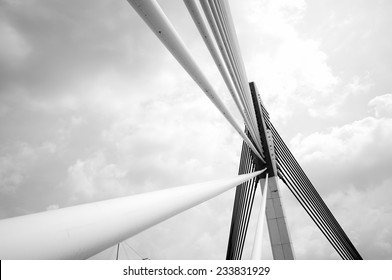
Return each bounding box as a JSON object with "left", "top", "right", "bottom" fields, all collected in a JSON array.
[
  {"left": 127, "top": 0, "right": 362, "bottom": 260},
  {"left": 260, "top": 104, "right": 362, "bottom": 260},
  {"left": 226, "top": 131, "right": 262, "bottom": 259}
]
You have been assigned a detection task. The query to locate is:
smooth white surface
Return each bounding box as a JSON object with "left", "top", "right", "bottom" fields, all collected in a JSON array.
[
  {"left": 187, "top": 0, "right": 260, "bottom": 147},
  {"left": 201, "top": 0, "right": 263, "bottom": 157},
  {"left": 251, "top": 173, "right": 269, "bottom": 259},
  {"left": 0, "top": 170, "right": 264, "bottom": 259},
  {"left": 183, "top": 0, "right": 255, "bottom": 140},
  {"left": 215, "top": 0, "right": 261, "bottom": 144},
  {"left": 201, "top": 0, "right": 256, "bottom": 133},
  {"left": 127, "top": 0, "right": 262, "bottom": 159}
]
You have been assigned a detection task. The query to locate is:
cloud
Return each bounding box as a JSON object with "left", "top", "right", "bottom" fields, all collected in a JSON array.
[
  {"left": 231, "top": 0, "right": 379, "bottom": 123},
  {"left": 291, "top": 115, "right": 392, "bottom": 192},
  {"left": 64, "top": 152, "right": 128, "bottom": 203},
  {"left": 46, "top": 204, "right": 59, "bottom": 211},
  {"left": 0, "top": 0, "right": 241, "bottom": 217},
  {"left": 287, "top": 97, "right": 392, "bottom": 259},
  {"left": 369, "top": 93, "right": 392, "bottom": 118},
  {"left": 229, "top": 0, "right": 342, "bottom": 122},
  {"left": 0, "top": 142, "right": 34, "bottom": 194},
  {"left": 0, "top": 141, "right": 62, "bottom": 218},
  {"left": 308, "top": 75, "right": 372, "bottom": 117},
  {"left": 0, "top": 21, "right": 31, "bottom": 66},
  {"left": 325, "top": 180, "right": 392, "bottom": 259},
  {"left": 0, "top": 159, "right": 24, "bottom": 193}
]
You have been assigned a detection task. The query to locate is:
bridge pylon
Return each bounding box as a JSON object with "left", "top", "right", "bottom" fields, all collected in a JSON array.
[{"left": 226, "top": 82, "right": 294, "bottom": 260}]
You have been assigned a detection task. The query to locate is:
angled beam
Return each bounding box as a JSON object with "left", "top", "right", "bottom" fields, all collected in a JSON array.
[
  {"left": 127, "top": 0, "right": 263, "bottom": 160},
  {"left": 0, "top": 170, "right": 264, "bottom": 259},
  {"left": 200, "top": 0, "right": 262, "bottom": 149},
  {"left": 215, "top": 0, "right": 259, "bottom": 131},
  {"left": 183, "top": 0, "right": 259, "bottom": 145}
]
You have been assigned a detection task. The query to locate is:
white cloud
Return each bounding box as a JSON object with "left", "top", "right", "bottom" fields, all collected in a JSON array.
[
  {"left": 309, "top": 75, "right": 372, "bottom": 117},
  {"left": 231, "top": 0, "right": 341, "bottom": 122},
  {"left": 369, "top": 93, "right": 392, "bottom": 118},
  {"left": 0, "top": 143, "right": 33, "bottom": 193},
  {"left": 46, "top": 204, "right": 59, "bottom": 211},
  {"left": 233, "top": 0, "right": 378, "bottom": 122},
  {"left": 291, "top": 117, "right": 380, "bottom": 163},
  {"left": 0, "top": 141, "right": 59, "bottom": 194},
  {"left": 287, "top": 99, "right": 392, "bottom": 259},
  {"left": 347, "top": 76, "right": 372, "bottom": 94},
  {"left": 290, "top": 115, "right": 392, "bottom": 195},
  {"left": 65, "top": 152, "right": 128, "bottom": 203},
  {"left": 325, "top": 181, "right": 392, "bottom": 259}
]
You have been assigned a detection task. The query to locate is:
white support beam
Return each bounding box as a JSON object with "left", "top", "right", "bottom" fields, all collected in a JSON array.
[
  {"left": 127, "top": 0, "right": 263, "bottom": 160},
  {"left": 0, "top": 170, "right": 265, "bottom": 259},
  {"left": 183, "top": 0, "right": 258, "bottom": 144},
  {"left": 200, "top": 0, "right": 260, "bottom": 145},
  {"left": 214, "top": 0, "right": 261, "bottom": 145},
  {"left": 251, "top": 173, "right": 269, "bottom": 260}
]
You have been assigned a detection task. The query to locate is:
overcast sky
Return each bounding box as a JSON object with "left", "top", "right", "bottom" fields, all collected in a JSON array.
[{"left": 1, "top": 0, "right": 391, "bottom": 260}]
